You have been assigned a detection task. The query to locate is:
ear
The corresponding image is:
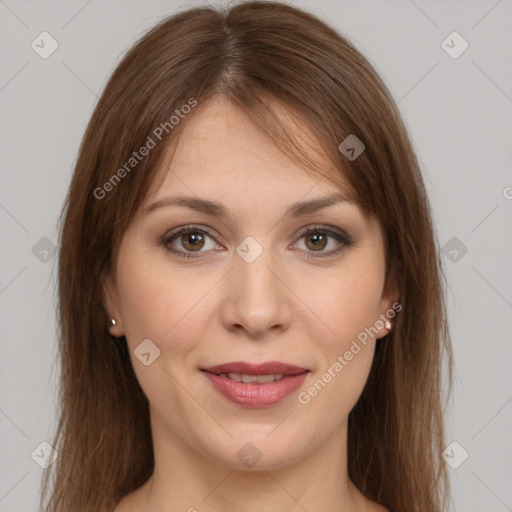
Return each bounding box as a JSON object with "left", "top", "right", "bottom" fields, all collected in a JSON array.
[
  {"left": 101, "top": 271, "right": 124, "bottom": 337},
  {"left": 376, "top": 265, "right": 401, "bottom": 339}
]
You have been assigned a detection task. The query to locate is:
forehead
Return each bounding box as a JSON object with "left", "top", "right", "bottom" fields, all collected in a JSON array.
[{"left": 146, "top": 95, "right": 354, "bottom": 206}]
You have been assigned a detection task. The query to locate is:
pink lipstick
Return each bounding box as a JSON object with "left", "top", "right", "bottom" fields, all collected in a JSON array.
[{"left": 201, "top": 361, "right": 309, "bottom": 408}]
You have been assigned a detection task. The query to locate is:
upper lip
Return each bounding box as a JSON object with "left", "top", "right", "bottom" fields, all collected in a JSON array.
[{"left": 202, "top": 361, "right": 309, "bottom": 376}]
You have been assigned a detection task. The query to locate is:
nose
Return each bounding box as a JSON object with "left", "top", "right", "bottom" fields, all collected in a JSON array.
[{"left": 219, "top": 244, "right": 293, "bottom": 339}]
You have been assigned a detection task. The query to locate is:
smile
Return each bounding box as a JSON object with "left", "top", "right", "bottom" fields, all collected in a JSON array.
[
  {"left": 217, "top": 373, "right": 285, "bottom": 383},
  {"left": 201, "top": 361, "right": 310, "bottom": 407}
]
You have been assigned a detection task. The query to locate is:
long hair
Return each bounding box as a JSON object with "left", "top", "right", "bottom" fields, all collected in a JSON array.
[{"left": 40, "top": 2, "right": 453, "bottom": 511}]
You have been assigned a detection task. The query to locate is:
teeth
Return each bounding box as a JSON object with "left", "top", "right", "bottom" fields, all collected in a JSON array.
[{"left": 221, "top": 373, "right": 285, "bottom": 384}]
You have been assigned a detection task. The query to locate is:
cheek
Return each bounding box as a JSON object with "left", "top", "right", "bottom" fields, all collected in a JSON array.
[
  {"left": 116, "top": 266, "right": 168, "bottom": 343},
  {"left": 115, "top": 256, "right": 204, "bottom": 410},
  {"left": 298, "top": 276, "right": 380, "bottom": 422},
  {"left": 116, "top": 249, "right": 214, "bottom": 356},
  {"left": 299, "top": 347, "right": 374, "bottom": 438},
  {"left": 295, "top": 258, "right": 383, "bottom": 407},
  {"left": 304, "top": 261, "right": 385, "bottom": 346}
]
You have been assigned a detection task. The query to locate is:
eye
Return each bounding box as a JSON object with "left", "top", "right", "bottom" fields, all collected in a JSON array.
[
  {"left": 160, "top": 224, "right": 352, "bottom": 259},
  {"left": 292, "top": 225, "right": 352, "bottom": 259},
  {"left": 161, "top": 225, "right": 219, "bottom": 259}
]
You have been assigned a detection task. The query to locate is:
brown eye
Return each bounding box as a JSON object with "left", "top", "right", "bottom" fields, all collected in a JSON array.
[
  {"left": 304, "top": 231, "right": 328, "bottom": 251},
  {"left": 180, "top": 231, "right": 206, "bottom": 252},
  {"left": 161, "top": 224, "right": 351, "bottom": 260},
  {"left": 161, "top": 226, "right": 218, "bottom": 259},
  {"left": 294, "top": 225, "right": 352, "bottom": 259}
]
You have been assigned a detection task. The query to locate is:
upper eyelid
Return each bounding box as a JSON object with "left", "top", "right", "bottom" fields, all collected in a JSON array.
[
  {"left": 162, "top": 223, "right": 350, "bottom": 248},
  {"left": 163, "top": 223, "right": 348, "bottom": 237}
]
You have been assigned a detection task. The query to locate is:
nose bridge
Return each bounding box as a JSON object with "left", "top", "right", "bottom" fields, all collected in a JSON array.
[{"left": 220, "top": 235, "right": 291, "bottom": 337}]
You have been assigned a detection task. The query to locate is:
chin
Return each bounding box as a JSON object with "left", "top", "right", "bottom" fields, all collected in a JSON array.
[{"left": 199, "top": 427, "right": 309, "bottom": 472}]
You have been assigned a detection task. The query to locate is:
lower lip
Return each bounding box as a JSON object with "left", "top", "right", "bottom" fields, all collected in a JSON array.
[{"left": 202, "top": 371, "right": 309, "bottom": 407}]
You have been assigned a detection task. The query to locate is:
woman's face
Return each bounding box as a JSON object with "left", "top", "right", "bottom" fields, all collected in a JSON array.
[{"left": 104, "top": 95, "right": 398, "bottom": 471}]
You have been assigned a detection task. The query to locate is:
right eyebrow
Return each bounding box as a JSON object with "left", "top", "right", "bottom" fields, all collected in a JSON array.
[{"left": 143, "top": 193, "right": 357, "bottom": 219}]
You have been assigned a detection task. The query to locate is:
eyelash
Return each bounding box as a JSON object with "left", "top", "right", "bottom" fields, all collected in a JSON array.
[{"left": 160, "top": 224, "right": 352, "bottom": 260}]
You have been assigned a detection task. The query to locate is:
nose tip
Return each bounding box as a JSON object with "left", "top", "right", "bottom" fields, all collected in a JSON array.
[{"left": 220, "top": 248, "right": 292, "bottom": 339}]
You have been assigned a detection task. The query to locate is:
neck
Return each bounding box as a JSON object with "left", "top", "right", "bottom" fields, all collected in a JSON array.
[{"left": 137, "top": 409, "right": 369, "bottom": 512}]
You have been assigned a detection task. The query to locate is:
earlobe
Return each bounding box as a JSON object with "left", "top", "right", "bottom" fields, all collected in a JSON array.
[
  {"left": 378, "top": 267, "right": 401, "bottom": 339},
  {"left": 101, "top": 272, "right": 124, "bottom": 337}
]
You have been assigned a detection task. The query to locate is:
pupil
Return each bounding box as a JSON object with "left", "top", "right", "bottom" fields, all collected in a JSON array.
[
  {"left": 308, "top": 232, "right": 326, "bottom": 250},
  {"left": 184, "top": 232, "right": 203, "bottom": 251}
]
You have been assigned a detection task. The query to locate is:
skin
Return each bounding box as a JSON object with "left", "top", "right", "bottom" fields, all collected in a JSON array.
[{"left": 105, "top": 95, "right": 397, "bottom": 512}]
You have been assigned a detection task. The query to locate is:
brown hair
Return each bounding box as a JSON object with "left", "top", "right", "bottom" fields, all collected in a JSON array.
[{"left": 40, "top": 1, "right": 453, "bottom": 511}]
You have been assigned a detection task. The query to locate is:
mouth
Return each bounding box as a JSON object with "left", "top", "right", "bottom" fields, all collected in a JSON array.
[{"left": 201, "top": 361, "right": 310, "bottom": 407}]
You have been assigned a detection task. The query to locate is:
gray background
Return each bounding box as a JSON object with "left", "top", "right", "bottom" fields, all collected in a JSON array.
[{"left": 1, "top": 0, "right": 511, "bottom": 510}]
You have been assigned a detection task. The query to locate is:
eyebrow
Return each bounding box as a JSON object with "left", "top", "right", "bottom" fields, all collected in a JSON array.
[{"left": 143, "top": 193, "right": 357, "bottom": 219}]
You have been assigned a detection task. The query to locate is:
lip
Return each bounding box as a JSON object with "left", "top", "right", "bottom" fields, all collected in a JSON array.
[
  {"left": 202, "top": 361, "right": 308, "bottom": 376},
  {"left": 201, "top": 361, "right": 309, "bottom": 408}
]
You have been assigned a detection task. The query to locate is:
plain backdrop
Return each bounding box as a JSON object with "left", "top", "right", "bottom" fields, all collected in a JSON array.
[{"left": 0, "top": 1, "right": 511, "bottom": 511}]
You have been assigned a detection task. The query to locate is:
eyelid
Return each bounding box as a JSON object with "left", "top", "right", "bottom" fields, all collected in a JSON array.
[
  {"left": 295, "top": 224, "right": 350, "bottom": 242},
  {"left": 160, "top": 223, "right": 352, "bottom": 259},
  {"left": 160, "top": 224, "right": 221, "bottom": 257},
  {"left": 291, "top": 224, "right": 352, "bottom": 259}
]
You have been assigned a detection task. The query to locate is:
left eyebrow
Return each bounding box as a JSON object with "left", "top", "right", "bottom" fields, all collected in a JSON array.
[{"left": 143, "top": 193, "right": 357, "bottom": 219}]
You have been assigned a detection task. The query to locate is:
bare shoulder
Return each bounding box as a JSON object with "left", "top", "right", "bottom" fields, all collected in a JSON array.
[{"left": 111, "top": 494, "right": 389, "bottom": 512}]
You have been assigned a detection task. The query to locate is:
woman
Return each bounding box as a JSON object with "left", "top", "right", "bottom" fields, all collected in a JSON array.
[{"left": 40, "top": 1, "right": 453, "bottom": 511}]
